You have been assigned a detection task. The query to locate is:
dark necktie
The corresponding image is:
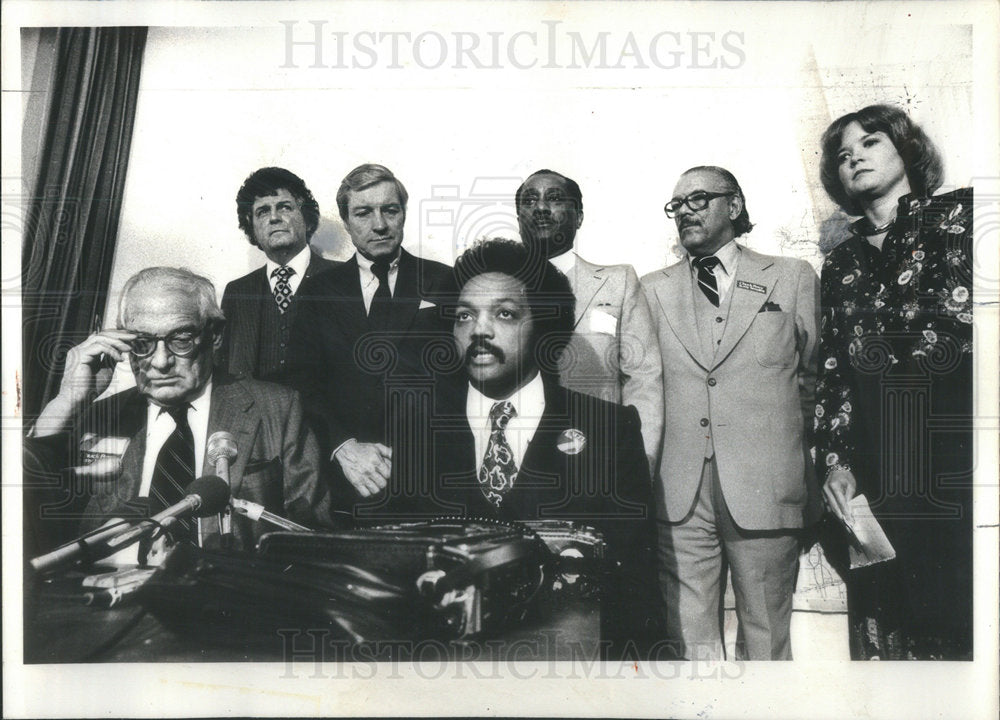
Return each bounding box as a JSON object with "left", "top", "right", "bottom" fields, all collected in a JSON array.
[
  {"left": 148, "top": 405, "right": 196, "bottom": 538},
  {"left": 368, "top": 259, "right": 392, "bottom": 329},
  {"left": 272, "top": 265, "right": 295, "bottom": 313},
  {"left": 478, "top": 401, "right": 518, "bottom": 508},
  {"left": 694, "top": 255, "right": 722, "bottom": 307}
]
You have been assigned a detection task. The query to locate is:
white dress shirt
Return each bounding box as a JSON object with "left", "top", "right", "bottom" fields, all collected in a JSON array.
[
  {"left": 688, "top": 240, "right": 741, "bottom": 303},
  {"left": 356, "top": 251, "right": 400, "bottom": 313},
  {"left": 265, "top": 244, "right": 312, "bottom": 296},
  {"left": 139, "top": 380, "right": 212, "bottom": 497},
  {"left": 466, "top": 372, "right": 546, "bottom": 474},
  {"left": 549, "top": 250, "right": 577, "bottom": 279}
]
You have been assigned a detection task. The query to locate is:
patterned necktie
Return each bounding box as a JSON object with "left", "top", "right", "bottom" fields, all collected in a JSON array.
[
  {"left": 478, "top": 401, "right": 518, "bottom": 508},
  {"left": 148, "top": 405, "right": 196, "bottom": 539},
  {"left": 368, "top": 258, "right": 392, "bottom": 329},
  {"left": 694, "top": 255, "right": 722, "bottom": 307},
  {"left": 272, "top": 265, "right": 295, "bottom": 313}
]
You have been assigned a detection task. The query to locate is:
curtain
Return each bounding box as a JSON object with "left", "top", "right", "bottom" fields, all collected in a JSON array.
[{"left": 21, "top": 27, "right": 147, "bottom": 420}]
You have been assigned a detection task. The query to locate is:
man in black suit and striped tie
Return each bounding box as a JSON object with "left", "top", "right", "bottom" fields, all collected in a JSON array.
[{"left": 219, "top": 167, "right": 339, "bottom": 382}]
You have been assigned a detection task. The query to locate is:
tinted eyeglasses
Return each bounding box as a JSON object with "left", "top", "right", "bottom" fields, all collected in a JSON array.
[
  {"left": 127, "top": 328, "right": 207, "bottom": 358},
  {"left": 664, "top": 191, "right": 733, "bottom": 218}
]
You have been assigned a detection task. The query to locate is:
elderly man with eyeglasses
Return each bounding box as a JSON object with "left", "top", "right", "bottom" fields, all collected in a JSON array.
[
  {"left": 26, "top": 266, "right": 331, "bottom": 554},
  {"left": 640, "top": 166, "right": 821, "bottom": 661}
]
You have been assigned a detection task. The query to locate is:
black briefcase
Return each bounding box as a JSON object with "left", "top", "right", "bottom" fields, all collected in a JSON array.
[{"left": 137, "top": 518, "right": 607, "bottom": 652}]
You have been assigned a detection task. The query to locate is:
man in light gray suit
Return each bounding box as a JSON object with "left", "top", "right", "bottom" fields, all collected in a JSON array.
[
  {"left": 516, "top": 169, "right": 663, "bottom": 472},
  {"left": 641, "top": 166, "right": 819, "bottom": 660}
]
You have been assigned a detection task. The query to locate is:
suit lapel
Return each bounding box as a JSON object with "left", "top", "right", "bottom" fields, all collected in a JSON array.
[
  {"left": 303, "top": 251, "right": 324, "bottom": 280},
  {"left": 388, "top": 249, "right": 423, "bottom": 331},
  {"left": 232, "top": 268, "right": 268, "bottom": 375},
  {"left": 651, "top": 264, "right": 707, "bottom": 370},
  {"left": 431, "top": 379, "right": 489, "bottom": 516},
  {"left": 506, "top": 381, "right": 569, "bottom": 519},
  {"left": 205, "top": 377, "right": 259, "bottom": 497},
  {"left": 331, "top": 256, "right": 369, "bottom": 334},
  {"left": 570, "top": 258, "right": 608, "bottom": 330},
  {"left": 713, "top": 249, "right": 776, "bottom": 367},
  {"left": 117, "top": 390, "right": 150, "bottom": 500}
]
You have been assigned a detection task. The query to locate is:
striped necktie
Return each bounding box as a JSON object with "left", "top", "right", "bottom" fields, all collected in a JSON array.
[
  {"left": 693, "top": 255, "right": 722, "bottom": 307},
  {"left": 148, "top": 405, "right": 196, "bottom": 539}
]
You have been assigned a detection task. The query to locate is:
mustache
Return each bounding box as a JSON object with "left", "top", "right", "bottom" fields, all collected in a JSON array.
[{"left": 465, "top": 341, "right": 506, "bottom": 364}]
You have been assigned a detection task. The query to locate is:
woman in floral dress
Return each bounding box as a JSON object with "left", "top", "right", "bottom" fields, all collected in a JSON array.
[{"left": 815, "top": 104, "right": 973, "bottom": 659}]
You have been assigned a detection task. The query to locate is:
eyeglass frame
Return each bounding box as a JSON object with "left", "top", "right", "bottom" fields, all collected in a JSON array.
[
  {"left": 663, "top": 190, "right": 734, "bottom": 218},
  {"left": 126, "top": 326, "right": 211, "bottom": 359}
]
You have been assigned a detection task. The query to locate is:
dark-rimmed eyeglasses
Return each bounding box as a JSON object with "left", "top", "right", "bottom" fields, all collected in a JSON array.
[
  {"left": 127, "top": 328, "right": 207, "bottom": 358},
  {"left": 664, "top": 191, "right": 733, "bottom": 218}
]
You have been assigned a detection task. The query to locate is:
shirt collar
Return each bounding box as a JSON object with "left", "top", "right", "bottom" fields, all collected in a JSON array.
[
  {"left": 356, "top": 250, "right": 401, "bottom": 276},
  {"left": 466, "top": 372, "right": 546, "bottom": 425},
  {"left": 687, "top": 240, "right": 740, "bottom": 274},
  {"left": 265, "top": 244, "right": 312, "bottom": 280},
  {"left": 549, "top": 250, "right": 577, "bottom": 276}
]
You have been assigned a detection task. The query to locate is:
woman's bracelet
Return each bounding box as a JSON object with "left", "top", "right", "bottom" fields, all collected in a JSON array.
[{"left": 825, "top": 463, "right": 853, "bottom": 482}]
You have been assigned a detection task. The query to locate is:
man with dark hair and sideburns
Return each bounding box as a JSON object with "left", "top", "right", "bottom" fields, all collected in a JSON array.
[
  {"left": 221, "top": 167, "right": 339, "bottom": 382},
  {"left": 361, "top": 238, "right": 660, "bottom": 659}
]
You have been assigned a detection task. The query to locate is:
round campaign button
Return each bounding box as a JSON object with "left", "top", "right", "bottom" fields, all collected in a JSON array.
[{"left": 557, "top": 428, "right": 587, "bottom": 455}]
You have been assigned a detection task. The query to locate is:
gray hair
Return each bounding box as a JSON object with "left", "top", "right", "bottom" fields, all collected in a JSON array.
[
  {"left": 336, "top": 163, "right": 408, "bottom": 221},
  {"left": 118, "top": 267, "right": 225, "bottom": 328},
  {"left": 681, "top": 165, "right": 754, "bottom": 237}
]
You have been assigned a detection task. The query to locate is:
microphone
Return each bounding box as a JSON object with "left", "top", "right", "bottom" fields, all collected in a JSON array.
[
  {"left": 207, "top": 432, "right": 237, "bottom": 481},
  {"left": 207, "top": 431, "right": 238, "bottom": 543},
  {"left": 29, "top": 476, "right": 231, "bottom": 574},
  {"left": 231, "top": 497, "right": 313, "bottom": 532},
  {"left": 106, "top": 475, "right": 230, "bottom": 550}
]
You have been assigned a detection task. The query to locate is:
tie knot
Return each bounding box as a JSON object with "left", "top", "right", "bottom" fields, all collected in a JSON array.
[
  {"left": 694, "top": 255, "right": 721, "bottom": 273},
  {"left": 489, "top": 400, "right": 516, "bottom": 430},
  {"left": 165, "top": 405, "right": 190, "bottom": 427},
  {"left": 272, "top": 265, "right": 295, "bottom": 281},
  {"left": 371, "top": 259, "right": 391, "bottom": 283}
]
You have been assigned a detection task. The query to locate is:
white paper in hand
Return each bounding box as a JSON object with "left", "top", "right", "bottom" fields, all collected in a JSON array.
[{"left": 847, "top": 494, "right": 897, "bottom": 569}]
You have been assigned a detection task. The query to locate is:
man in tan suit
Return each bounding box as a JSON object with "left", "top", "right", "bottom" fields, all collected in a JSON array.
[
  {"left": 641, "top": 166, "right": 819, "bottom": 660},
  {"left": 516, "top": 169, "right": 663, "bottom": 472}
]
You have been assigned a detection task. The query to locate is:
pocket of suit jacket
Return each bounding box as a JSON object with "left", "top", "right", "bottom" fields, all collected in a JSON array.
[
  {"left": 241, "top": 457, "right": 284, "bottom": 510},
  {"left": 751, "top": 310, "right": 795, "bottom": 368}
]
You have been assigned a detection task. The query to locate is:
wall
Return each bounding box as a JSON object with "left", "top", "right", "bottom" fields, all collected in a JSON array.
[{"left": 98, "top": 5, "right": 974, "bottom": 394}]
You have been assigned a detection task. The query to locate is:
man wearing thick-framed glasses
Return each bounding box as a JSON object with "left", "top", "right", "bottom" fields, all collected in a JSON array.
[
  {"left": 641, "top": 166, "right": 820, "bottom": 660},
  {"left": 26, "top": 267, "right": 331, "bottom": 554}
]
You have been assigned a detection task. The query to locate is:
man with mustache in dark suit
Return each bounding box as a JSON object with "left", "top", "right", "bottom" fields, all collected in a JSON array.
[{"left": 361, "top": 239, "right": 660, "bottom": 658}]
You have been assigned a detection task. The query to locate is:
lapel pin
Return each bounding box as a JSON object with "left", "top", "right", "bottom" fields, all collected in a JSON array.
[{"left": 557, "top": 428, "right": 587, "bottom": 455}]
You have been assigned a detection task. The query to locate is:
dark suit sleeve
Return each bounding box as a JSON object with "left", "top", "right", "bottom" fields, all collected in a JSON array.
[
  {"left": 218, "top": 280, "right": 237, "bottom": 376},
  {"left": 23, "top": 432, "right": 82, "bottom": 554},
  {"left": 284, "top": 278, "right": 347, "bottom": 455},
  {"left": 278, "top": 387, "right": 333, "bottom": 529},
  {"left": 603, "top": 403, "right": 662, "bottom": 658}
]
